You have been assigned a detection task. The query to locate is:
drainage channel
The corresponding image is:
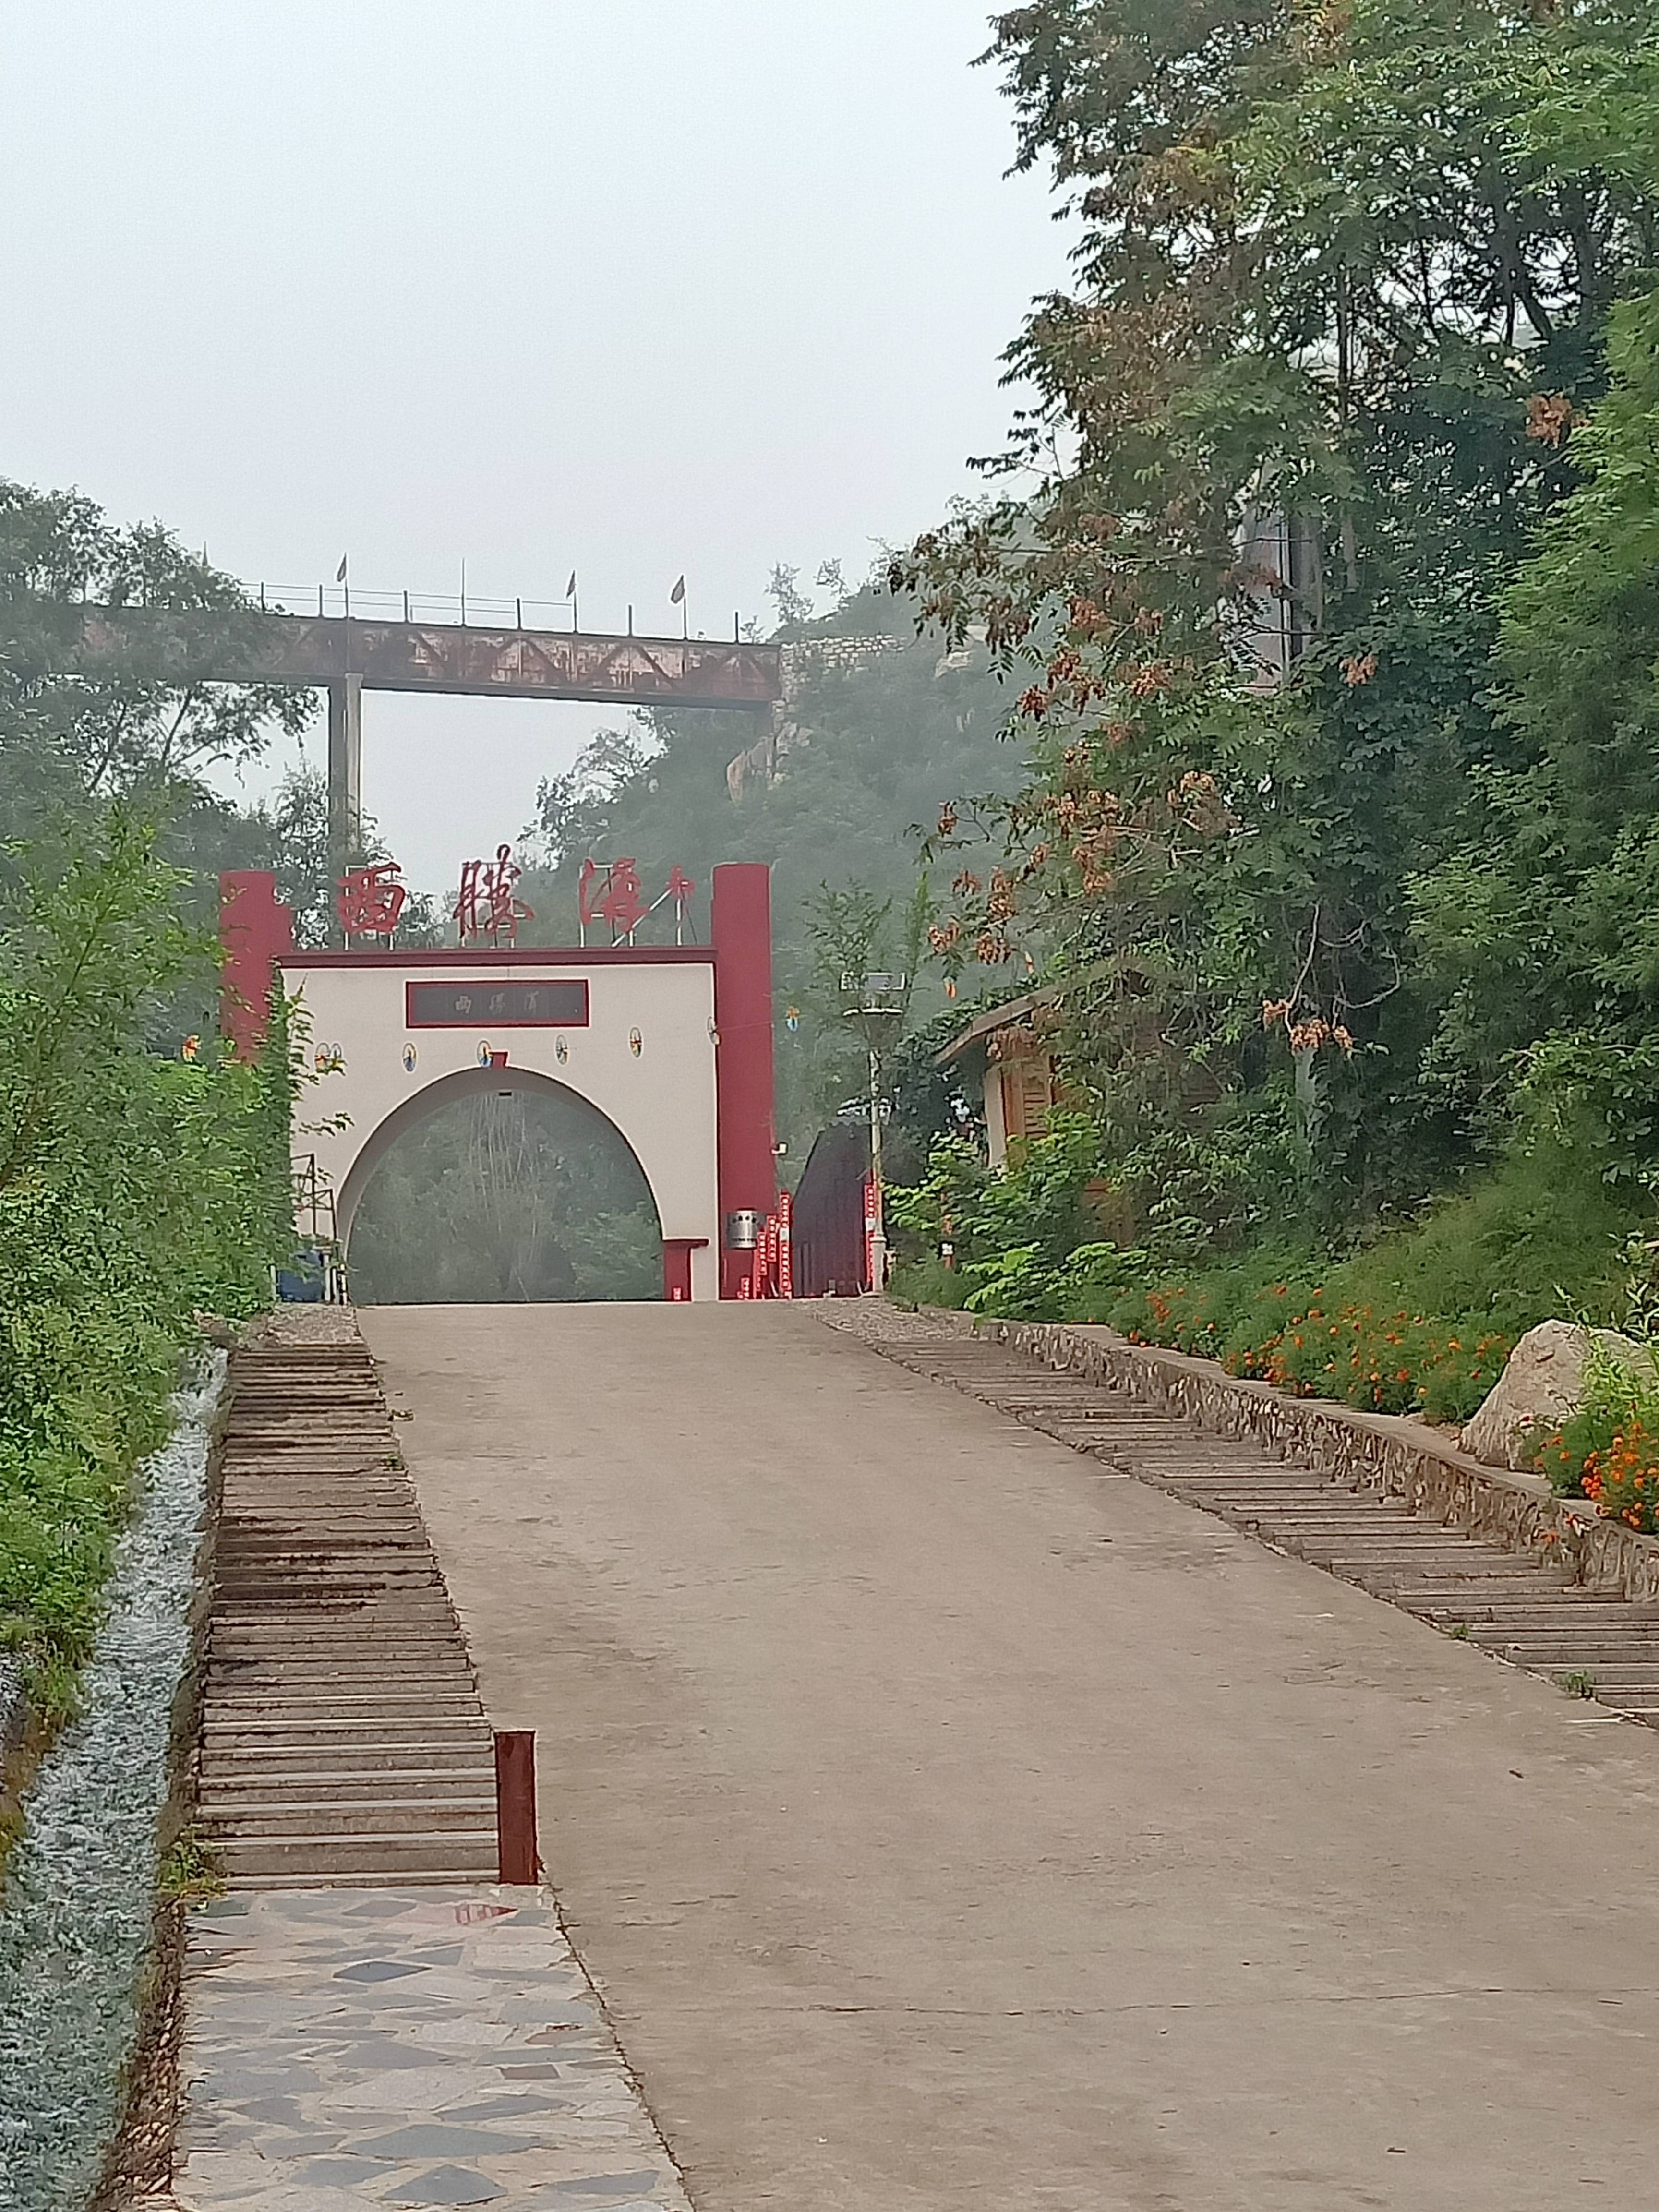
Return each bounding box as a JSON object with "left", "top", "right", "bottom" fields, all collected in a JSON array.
[
  {"left": 848, "top": 1313, "right": 1659, "bottom": 1725},
  {"left": 200, "top": 1337, "right": 498, "bottom": 1887}
]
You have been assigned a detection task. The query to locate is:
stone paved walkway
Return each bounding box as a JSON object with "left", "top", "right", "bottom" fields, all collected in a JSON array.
[{"left": 166, "top": 1887, "right": 689, "bottom": 2212}]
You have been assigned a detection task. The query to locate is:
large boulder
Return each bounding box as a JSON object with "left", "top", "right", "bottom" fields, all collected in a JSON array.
[{"left": 1459, "top": 1320, "right": 1655, "bottom": 1471}]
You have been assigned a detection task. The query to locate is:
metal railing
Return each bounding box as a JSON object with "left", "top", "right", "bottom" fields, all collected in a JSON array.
[{"left": 254, "top": 583, "right": 579, "bottom": 629}]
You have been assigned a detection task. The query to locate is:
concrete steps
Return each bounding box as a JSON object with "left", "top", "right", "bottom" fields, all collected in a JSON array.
[
  {"left": 203, "top": 1765, "right": 493, "bottom": 1800},
  {"left": 871, "top": 1330, "right": 1659, "bottom": 1727},
  {"left": 205, "top": 1715, "right": 491, "bottom": 1747},
  {"left": 206, "top": 1744, "right": 493, "bottom": 1778},
  {"left": 213, "top": 1796, "right": 496, "bottom": 1837},
  {"left": 198, "top": 1338, "right": 498, "bottom": 1887},
  {"left": 212, "top": 1830, "right": 499, "bottom": 1883}
]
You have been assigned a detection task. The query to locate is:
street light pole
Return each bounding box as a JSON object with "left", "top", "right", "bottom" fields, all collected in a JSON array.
[
  {"left": 842, "top": 968, "right": 905, "bottom": 1294},
  {"left": 867, "top": 1041, "right": 887, "bottom": 1291}
]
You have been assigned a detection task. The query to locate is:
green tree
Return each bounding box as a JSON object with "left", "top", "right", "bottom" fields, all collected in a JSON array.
[
  {"left": 0, "top": 812, "right": 294, "bottom": 1707},
  {"left": 0, "top": 480, "right": 309, "bottom": 855},
  {"left": 891, "top": 0, "right": 1659, "bottom": 1231},
  {"left": 1412, "top": 40, "right": 1659, "bottom": 1180}
]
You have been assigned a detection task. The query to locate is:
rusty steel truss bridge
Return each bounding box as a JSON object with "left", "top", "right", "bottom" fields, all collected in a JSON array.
[{"left": 60, "top": 601, "right": 783, "bottom": 915}]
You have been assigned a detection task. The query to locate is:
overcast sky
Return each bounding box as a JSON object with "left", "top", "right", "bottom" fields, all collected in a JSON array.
[{"left": 1, "top": 2, "right": 1071, "bottom": 890}]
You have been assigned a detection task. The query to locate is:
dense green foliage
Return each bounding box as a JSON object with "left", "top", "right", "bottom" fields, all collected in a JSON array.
[
  {"left": 0, "top": 817, "right": 294, "bottom": 1713},
  {"left": 883, "top": 0, "right": 1659, "bottom": 1378},
  {"left": 0, "top": 481, "right": 309, "bottom": 850},
  {"left": 0, "top": 483, "right": 314, "bottom": 1716},
  {"left": 892, "top": 1118, "right": 1632, "bottom": 1419}
]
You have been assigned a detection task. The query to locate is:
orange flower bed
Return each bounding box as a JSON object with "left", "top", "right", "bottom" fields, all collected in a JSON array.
[
  {"left": 1580, "top": 1420, "right": 1659, "bottom": 1534},
  {"left": 1111, "top": 1279, "right": 1509, "bottom": 1421}
]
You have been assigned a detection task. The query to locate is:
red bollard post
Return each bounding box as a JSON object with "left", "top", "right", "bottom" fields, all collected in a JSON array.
[{"left": 494, "top": 1729, "right": 540, "bottom": 1886}]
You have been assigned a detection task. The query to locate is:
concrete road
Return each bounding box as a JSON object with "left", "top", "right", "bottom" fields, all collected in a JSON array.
[{"left": 363, "top": 1301, "right": 1659, "bottom": 2212}]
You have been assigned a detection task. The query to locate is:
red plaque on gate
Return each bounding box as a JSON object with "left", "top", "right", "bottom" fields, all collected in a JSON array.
[{"left": 405, "top": 979, "right": 590, "bottom": 1028}]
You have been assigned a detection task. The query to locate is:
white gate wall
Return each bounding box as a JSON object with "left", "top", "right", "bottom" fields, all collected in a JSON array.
[{"left": 283, "top": 953, "right": 720, "bottom": 1302}]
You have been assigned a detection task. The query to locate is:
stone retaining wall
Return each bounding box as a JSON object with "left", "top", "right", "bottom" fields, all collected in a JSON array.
[{"left": 980, "top": 1317, "right": 1659, "bottom": 1606}]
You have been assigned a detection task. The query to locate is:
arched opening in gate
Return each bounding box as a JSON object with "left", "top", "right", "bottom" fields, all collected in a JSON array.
[{"left": 340, "top": 1066, "right": 664, "bottom": 1305}]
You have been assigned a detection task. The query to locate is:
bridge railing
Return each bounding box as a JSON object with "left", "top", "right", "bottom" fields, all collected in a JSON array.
[{"left": 254, "top": 584, "right": 579, "bottom": 629}]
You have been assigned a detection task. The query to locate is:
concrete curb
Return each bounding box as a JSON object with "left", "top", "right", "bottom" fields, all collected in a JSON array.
[{"left": 974, "top": 1315, "right": 1659, "bottom": 1606}]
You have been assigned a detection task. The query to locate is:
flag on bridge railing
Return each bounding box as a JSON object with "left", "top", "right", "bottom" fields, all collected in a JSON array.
[{"left": 336, "top": 554, "right": 348, "bottom": 583}]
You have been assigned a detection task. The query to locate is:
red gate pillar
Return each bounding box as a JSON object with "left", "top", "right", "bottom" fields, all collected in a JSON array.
[
  {"left": 662, "top": 1237, "right": 707, "bottom": 1301},
  {"left": 711, "top": 863, "right": 777, "bottom": 1298},
  {"left": 219, "top": 870, "right": 295, "bottom": 1061}
]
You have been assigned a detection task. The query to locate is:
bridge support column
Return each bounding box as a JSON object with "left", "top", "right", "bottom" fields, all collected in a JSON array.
[
  {"left": 327, "top": 674, "right": 362, "bottom": 940},
  {"left": 712, "top": 863, "right": 777, "bottom": 1297}
]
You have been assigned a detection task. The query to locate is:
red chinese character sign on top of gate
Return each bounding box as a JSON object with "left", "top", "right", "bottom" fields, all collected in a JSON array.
[
  {"left": 337, "top": 860, "right": 408, "bottom": 942},
  {"left": 456, "top": 844, "right": 533, "bottom": 947},
  {"left": 578, "top": 857, "right": 648, "bottom": 941},
  {"left": 577, "top": 859, "right": 698, "bottom": 945}
]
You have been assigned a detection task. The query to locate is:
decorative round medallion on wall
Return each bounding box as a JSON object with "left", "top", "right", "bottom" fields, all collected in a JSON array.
[
  {"left": 477, "top": 1041, "right": 493, "bottom": 1067},
  {"left": 555, "top": 1035, "right": 569, "bottom": 1064},
  {"left": 629, "top": 1027, "right": 643, "bottom": 1058},
  {"left": 402, "top": 1044, "right": 417, "bottom": 1073}
]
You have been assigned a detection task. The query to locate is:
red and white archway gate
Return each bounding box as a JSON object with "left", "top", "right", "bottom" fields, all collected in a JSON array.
[{"left": 220, "top": 863, "right": 779, "bottom": 1301}]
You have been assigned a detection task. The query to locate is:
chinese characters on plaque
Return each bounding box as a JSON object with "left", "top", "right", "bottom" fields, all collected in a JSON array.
[
  {"left": 405, "top": 979, "right": 589, "bottom": 1028},
  {"left": 577, "top": 858, "right": 697, "bottom": 944}
]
